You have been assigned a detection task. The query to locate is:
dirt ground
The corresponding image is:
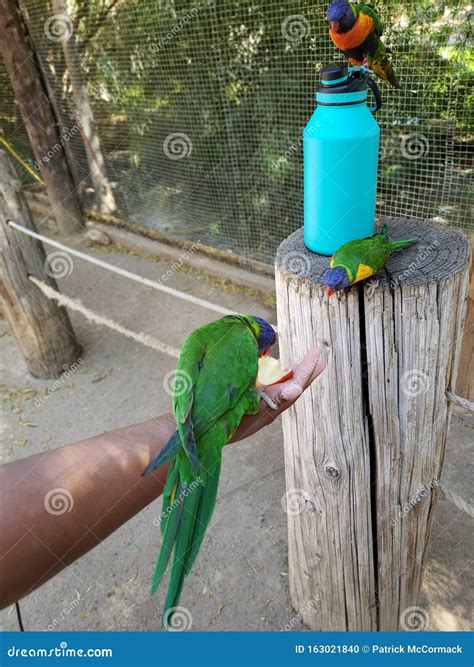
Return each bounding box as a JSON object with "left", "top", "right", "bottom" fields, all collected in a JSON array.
[{"left": 0, "top": 237, "right": 472, "bottom": 632}]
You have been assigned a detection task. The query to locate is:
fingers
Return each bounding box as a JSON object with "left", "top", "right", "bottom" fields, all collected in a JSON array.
[
  {"left": 229, "top": 348, "right": 326, "bottom": 443},
  {"left": 268, "top": 347, "right": 326, "bottom": 405}
]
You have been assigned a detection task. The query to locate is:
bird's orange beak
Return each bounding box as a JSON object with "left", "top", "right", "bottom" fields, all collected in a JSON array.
[
  {"left": 327, "top": 287, "right": 335, "bottom": 297},
  {"left": 330, "top": 20, "right": 340, "bottom": 32}
]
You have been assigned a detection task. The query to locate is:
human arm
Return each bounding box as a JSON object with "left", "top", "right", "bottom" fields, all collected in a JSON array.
[{"left": 0, "top": 348, "right": 325, "bottom": 608}]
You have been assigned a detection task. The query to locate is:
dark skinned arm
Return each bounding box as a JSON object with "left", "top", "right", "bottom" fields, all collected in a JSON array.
[{"left": 0, "top": 348, "right": 325, "bottom": 608}]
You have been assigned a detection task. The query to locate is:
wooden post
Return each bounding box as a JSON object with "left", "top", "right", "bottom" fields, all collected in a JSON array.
[
  {"left": 0, "top": 0, "right": 83, "bottom": 235},
  {"left": 0, "top": 151, "right": 81, "bottom": 378},
  {"left": 275, "top": 219, "right": 470, "bottom": 631},
  {"left": 456, "top": 239, "right": 474, "bottom": 401}
]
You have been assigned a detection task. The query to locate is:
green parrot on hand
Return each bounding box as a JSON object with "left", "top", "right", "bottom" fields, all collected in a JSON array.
[
  {"left": 323, "top": 226, "right": 416, "bottom": 296},
  {"left": 142, "top": 315, "right": 276, "bottom": 626}
]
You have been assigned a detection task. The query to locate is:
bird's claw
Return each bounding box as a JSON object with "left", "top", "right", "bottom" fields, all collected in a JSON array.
[{"left": 365, "top": 277, "right": 379, "bottom": 298}]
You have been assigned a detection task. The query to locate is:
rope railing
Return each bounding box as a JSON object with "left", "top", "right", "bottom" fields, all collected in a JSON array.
[
  {"left": 29, "top": 275, "right": 180, "bottom": 359},
  {"left": 8, "top": 220, "right": 246, "bottom": 321},
  {"left": 446, "top": 391, "right": 474, "bottom": 413}
]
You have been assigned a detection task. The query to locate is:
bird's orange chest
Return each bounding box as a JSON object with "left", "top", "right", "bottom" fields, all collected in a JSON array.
[{"left": 329, "top": 12, "right": 374, "bottom": 50}]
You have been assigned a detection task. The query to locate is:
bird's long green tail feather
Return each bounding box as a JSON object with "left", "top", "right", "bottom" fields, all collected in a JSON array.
[
  {"left": 185, "top": 460, "right": 221, "bottom": 575},
  {"left": 160, "top": 462, "right": 181, "bottom": 537},
  {"left": 163, "top": 481, "right": 203, "bottom": 622},
  {"left": 150, "top": 482, "right": 184, "bottom": 594},
  {"left": 389, "top": 238, "right": 416, "bottom": 250}
]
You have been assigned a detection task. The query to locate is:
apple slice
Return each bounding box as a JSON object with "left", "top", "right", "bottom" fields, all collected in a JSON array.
[{"left": 257, "top": 356, "right": 293, "bottom": 389}]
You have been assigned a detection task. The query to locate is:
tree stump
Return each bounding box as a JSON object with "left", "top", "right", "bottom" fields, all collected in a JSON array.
[
  {"left": 275, "top": 218, "right": 470, "bottom": 631},
  {"left": 0, "top": 151, "right": 81, "bottom": 378}
]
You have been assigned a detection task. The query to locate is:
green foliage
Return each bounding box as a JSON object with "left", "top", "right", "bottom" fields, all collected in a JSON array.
[{"left": 1, "top": 0, "right": 472, "bottom": 261}]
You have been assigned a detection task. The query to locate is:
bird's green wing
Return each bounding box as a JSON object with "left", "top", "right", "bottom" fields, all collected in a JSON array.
[
  {"left": 359, "top": 3, "right": 384, "bottom": 35},
  {"left": 143, "top": 316, "right": 259, "bottom": 475},
  {"left": 172, "top": 331, "right": 206, "bottom": 467},
  {"left": 172, "top": 317, "right": 258, "bottom": 464},
  {"left": 332, "top": 235, "right": 391, "bottom": 280},
  {"left": 190, "top": 318, "right": 259, "bottom": 439}
]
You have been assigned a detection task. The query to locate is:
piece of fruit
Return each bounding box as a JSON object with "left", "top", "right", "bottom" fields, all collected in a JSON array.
[{"left": 257, "top": 356, "right": 293, "bottom": 388}]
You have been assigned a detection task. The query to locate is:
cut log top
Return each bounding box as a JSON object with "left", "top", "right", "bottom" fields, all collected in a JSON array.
[{"left": 276, "top": 218, "right": 470, "bottom": 288}]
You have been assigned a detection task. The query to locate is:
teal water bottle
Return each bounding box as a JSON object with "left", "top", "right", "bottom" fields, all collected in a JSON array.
[{"left": 304, "top": 62, "right": 382, "bottom": 256}]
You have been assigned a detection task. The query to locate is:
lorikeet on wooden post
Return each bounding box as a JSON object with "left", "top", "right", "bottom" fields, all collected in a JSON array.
[
  {"left": 327, "top": 0, "right": 400, "bottom": 87},
  {"left": 323, "top": 227, "right": 416, "bottom": 296},
  {"left": 142, "top": 315, "right": 277, "bottom": 627}
]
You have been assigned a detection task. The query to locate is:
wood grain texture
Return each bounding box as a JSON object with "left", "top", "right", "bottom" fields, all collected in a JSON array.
[
  {"left": 0, "top": 152, "right": 80, "bottom": 378},
  {"left": 0, "top": 0, "right": 83, "bottom": 235},
  {"left": 455, "top": 240, "right": 474, "bottom": 401},
  {"left": 275, "top": 219, "right": 470, "bottom": 631}
]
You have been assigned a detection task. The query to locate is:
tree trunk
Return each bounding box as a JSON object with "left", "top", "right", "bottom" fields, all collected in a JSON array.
[
  {"left": 0, "top": 0, "right": 83, "bottom": 235},
  {"left": 51, "top": 0, "right": 117, "bottom": 216},
  {"left": 0, "top": 151, "right": 81, "bottom": 377},
  {"left": 275, "top": 219, "right": 470, "bottom": 631}
]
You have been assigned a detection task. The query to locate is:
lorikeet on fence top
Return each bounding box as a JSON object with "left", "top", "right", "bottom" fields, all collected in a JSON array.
[
  {"left": 142, "top": 314, "right": 276, "bottom": 627},
  {"left": 323, "top": 227, "right": 416, "bottom": 296},
  {"left": 327, "top": 0, "right": 400, "bottom": 87}
]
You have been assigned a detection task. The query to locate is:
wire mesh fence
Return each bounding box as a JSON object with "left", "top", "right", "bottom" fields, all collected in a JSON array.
[{"left": 0, "top": 0, "right": 472, "bottom": 264}]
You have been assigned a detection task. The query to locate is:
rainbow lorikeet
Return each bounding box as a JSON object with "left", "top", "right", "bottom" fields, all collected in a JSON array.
[
  {"left": 323, "top": 227, "right": 416, "bottom": 296},
  {"left": 327, "top": 0, "right": 400, "bottom": 88},
  {"left": 142, "top": 315, "right": 276, "bottom": 626}
]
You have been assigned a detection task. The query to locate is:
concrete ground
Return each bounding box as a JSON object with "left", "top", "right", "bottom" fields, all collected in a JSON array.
[{"left": 0, "top": 236, "right": 472, "bottom": 632}]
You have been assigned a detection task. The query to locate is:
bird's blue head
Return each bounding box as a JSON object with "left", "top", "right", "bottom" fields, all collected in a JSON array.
[
  {"left": 251, "top": 316, "right": 276, "bottom": 355},
  {"left": 327, "top": 0, "right": 355, "bottom": 32},
  {"left": 322, "top": 266, "right": 351, "bottom": 296}
]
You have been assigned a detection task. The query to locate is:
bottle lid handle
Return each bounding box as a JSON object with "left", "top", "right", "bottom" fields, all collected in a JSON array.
[
  {"left": 367, "top": 77, "right": 382, "bottom": 113},
  {"left": 348, "top": 66, "right": 382, "bottom": 113}
]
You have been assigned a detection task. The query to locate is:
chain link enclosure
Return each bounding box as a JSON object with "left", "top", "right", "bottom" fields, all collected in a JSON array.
[{"left": 0, "top": 0, "right": 472, "bottom": 263}]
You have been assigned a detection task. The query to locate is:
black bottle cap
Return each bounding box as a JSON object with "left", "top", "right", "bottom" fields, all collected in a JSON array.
[
  {"left": 317, "top": 62, "right": 368, "bottom": 95},
  {"left": 320, "top": 62, "right": 348, "bottom": 82}
]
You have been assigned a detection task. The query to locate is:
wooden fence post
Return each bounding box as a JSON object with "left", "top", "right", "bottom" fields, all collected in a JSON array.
[
  {"left": 0, "top": 151, "right": 80, "bottom": 378},
  {"left": 456, "top": 239, "right": 474, "bottom": 401},
  {"left": 275, "top": 219, "right": 470, "bottom": 631},
  {"left": 0, "top": 0, "right": 83, "bottom": 235}
]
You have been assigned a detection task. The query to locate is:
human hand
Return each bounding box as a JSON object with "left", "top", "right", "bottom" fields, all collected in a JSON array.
[{"left": 230, "top": 347, "right": 326, "bottom": 443}]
